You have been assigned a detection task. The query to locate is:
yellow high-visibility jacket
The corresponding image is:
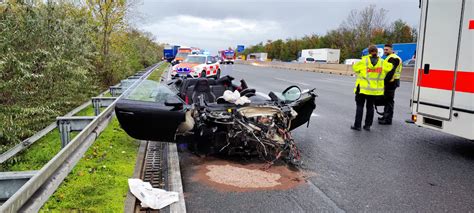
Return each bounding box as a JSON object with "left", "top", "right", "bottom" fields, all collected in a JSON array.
[
  {"left": 386, "top": 53, "right": 403, "bottom": 81},
  {"left": 352, "top": 55, "right": 393, "bottom": 96}
]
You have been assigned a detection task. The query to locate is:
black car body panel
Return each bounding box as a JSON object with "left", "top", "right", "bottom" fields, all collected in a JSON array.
[{"left": 116, "top": 99, "right": 185, "bottom": 141}]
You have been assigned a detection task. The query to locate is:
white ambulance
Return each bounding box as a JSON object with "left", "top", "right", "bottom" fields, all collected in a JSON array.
[{"left": 411, "top": 0, "right": 473, "bottom": 140}]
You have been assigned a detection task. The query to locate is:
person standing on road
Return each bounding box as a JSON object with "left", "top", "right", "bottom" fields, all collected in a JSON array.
[
  {"left": 379, "top": 44, "right": 402, "bottom": 125},
  {"left": 351, "top": 45, "right": 393, "bottom": 131}
]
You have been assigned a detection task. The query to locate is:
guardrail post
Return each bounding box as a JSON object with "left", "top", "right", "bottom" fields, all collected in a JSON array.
[
  {"left": 109, "top": 86, "right": 123, "bottom": 97},
  {"left": 57, "top": 116, "right": 95, "bottom": 148},
  {"left": 91, "top": 97, "right": 117, "bottom": 116},
  {"left": 58, "top": 119, "right": 71, "bottom": 148}
]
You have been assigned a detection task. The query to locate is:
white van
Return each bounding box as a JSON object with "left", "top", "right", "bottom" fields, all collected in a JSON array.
[{"left": 297, "top": 49, "right": 340, "bottom": 64}]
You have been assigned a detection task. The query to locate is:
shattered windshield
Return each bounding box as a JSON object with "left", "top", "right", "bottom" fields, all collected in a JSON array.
[{"left": 123, "top": 80, "right": 180, "bottom": 103}]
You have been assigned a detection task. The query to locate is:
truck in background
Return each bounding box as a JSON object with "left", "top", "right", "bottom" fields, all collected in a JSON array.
[
  {"left": 219, "top": 49, "right": 236, "bottom": 64},
  {"left": 297, "top": 49, "right": 340, "bottom": 64},
  {"left": 410, "top": 0, "right": 473, "bottom": 140},
  {"left": 247, "top": 52, "right": 268, "bottom": 62},
  {"left": 361, "top": 43, "right": 416, "bottom": 63},
  {"left": 172, "top": 47, "right": 192, "bottom": 65},
  {"left": 163, "top": 45, "right": 180, "bottom": 62}
]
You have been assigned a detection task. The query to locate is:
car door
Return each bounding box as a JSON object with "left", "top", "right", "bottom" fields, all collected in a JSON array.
[
  {"left": 115, "top": 80, "right": 186, "bottom": 142},
  {"left": 288, "top": 91, "right": 317, "bottom": 131}
]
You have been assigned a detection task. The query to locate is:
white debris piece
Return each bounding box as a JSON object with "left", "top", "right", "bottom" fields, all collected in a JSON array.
[
  {"left": 235, "top": 96, "right": 251, "bottom": 105},
  {"left": 128, "top": 178, "right": 179, "bottom": 209},
  {"left": 222, "top": 90, "right": 251, "bottom": 105},
  {"left": 222, "top": 90, "right": 240, "bottom": 103}
]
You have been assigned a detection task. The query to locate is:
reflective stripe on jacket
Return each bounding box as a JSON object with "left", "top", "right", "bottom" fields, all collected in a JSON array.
[
  {"left": 386, "top": 53, "right": 403, "bottom": 81},
  {"left": 352, "top": 55, "right": 393, "bottom": 96}
]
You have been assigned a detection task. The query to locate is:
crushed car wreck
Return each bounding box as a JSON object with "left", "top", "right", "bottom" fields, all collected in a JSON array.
[{"left": 115, "top": 75, "right": 316, "bottom": 165}]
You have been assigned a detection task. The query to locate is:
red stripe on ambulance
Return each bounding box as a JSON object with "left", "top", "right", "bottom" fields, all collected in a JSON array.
[
  {"left": 469, "top": 20, "right": 474, "bottom": 30},
  {"left": 417, "top": 69, "right": 474, "bottom": 93}
]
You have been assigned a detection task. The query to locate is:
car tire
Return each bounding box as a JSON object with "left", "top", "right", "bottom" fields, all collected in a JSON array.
[{"left": 201, "top": 71, "right": 206, "bottom": 78}]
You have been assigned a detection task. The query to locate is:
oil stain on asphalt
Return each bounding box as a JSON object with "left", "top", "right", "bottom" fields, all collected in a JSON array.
[{"left": 188, "top": 155, "right": 313, "bottom": 192}]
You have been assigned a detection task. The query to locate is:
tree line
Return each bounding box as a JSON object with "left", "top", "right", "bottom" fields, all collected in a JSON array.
[
  {"left": 0, "top": 0, "right": 164, "bottom": 150},
  {"left": 242, "top": 5, "right": 417, "bottom": 62}
]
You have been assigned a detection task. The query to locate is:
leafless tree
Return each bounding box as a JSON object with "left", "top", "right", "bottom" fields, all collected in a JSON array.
[{"left": 341, "top": 5, "right": 387, "bottom": 46}]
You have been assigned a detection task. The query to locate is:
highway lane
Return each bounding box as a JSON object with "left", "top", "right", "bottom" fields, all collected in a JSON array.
[{"left": 179, "top": 64, "right": 474, "bottom": 212}]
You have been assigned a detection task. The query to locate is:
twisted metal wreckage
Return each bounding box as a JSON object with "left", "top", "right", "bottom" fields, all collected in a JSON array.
[{"left": 115, "top": 75, "right": 317, "bottom": 165}]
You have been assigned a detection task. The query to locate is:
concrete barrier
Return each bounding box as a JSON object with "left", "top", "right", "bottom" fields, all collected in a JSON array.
[
  {"left": 400, "top": 67, "right": 415, "bottom": 82},
  {"left": 236, "top": 60, "right": 414, "bottom": 82}
]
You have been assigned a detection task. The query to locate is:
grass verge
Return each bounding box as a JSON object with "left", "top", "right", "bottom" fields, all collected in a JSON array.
[
  {"left": 41, "top": 65, "right": 168, "bottom": 210},
  {"left": 41, "top": 117, "right": 138, "bottom": 211},
  {"left": 147, "top": 62, "right": 169, "bottom": 82}
]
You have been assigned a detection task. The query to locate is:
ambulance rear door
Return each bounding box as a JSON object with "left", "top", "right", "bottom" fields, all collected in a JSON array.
[{"left": 414, "top": 0, "right": 464, "bottom": 121}]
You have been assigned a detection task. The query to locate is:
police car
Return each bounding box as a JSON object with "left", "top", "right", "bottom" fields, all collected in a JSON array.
[{"left": 171, "top": 55, "right": 221, "bottom": 79}]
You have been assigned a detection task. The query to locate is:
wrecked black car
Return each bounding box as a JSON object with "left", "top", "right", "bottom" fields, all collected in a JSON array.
[{"left": 115, "top": 76, "right": 316, "bottom": 165}]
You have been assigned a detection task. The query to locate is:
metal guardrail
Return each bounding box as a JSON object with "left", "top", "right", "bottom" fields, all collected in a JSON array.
[
  {"left": 0, "top": 62, "right": 165, "bottom": 212},
  {"left": 0, "top": 90, "right": 110, "bottom": 164}
]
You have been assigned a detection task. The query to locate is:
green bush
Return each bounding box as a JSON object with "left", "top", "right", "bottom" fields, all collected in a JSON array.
[{"left": 0, "top": 1, "right": 164, "bottom": 152}]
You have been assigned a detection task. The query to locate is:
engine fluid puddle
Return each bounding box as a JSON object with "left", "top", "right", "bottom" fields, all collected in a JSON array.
[
  {"left": 190, "top": 157, "right": 310, "bottom": 192},
  {"left": 205, "top": 164, "right": 281, "bottom": 188}
]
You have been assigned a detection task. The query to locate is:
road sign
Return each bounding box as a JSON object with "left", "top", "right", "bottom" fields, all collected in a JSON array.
[{"left": 237, "top": 45, "right": 245, "bottom": 53}]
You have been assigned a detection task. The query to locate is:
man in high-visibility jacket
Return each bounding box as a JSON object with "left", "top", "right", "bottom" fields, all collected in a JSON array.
[
  {"left": 378, "top": 44, "right": 402, "bottom": 125},
  {"left": 351, "top": 45, "right": 393, "bottom": 131}
]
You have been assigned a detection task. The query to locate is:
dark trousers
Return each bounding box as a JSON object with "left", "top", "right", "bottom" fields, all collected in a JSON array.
[
  {"left": 354, "top": 94, "right": 375, "bottom": 128},
  {"left": 383, "top": 89, "right": 396, "bottom": 121}
]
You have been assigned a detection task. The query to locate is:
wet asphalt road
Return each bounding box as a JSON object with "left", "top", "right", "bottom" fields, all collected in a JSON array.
[{"left": 179, "top": 63, "right": 474, "bottom": 212}]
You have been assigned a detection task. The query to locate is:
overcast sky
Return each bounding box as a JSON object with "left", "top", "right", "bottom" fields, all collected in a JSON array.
[{"left": 134, "top": 0, "right": 421, "bottom": 53}]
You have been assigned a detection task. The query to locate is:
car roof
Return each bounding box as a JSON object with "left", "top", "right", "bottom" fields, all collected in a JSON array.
[{"left": 188, "top": 54, "right": 208, "bottom": 57}]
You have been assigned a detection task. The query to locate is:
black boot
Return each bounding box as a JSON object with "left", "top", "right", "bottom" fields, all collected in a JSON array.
[
  {"left": 363, "top": 125, "right": 371, "bottom": 131},
  {"left": 378, "top": 119, "right": 392, "bottom": 125},
  {"left": 351, "top": 125, "right": 361, "bottom": 131}
]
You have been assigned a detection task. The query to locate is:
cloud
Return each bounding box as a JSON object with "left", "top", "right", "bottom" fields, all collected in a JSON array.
[
  {"left": 136, "top": 0, "right": 420, "bottom": 53},
  {"left": 141, "top": 15, "right": 288, "bottom": 53}
]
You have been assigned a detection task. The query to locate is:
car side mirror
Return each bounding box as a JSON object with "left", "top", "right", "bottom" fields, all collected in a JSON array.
[
  {"left": 282, "top": 86, "right": 301, "bottom": 102},
  {"left": 165, "top": 97, "right": 184, "bottom": 108}
]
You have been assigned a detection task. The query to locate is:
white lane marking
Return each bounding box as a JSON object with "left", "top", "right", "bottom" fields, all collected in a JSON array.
[{"left": 273, "top": 77, "right": 310, "bottom": 86}]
